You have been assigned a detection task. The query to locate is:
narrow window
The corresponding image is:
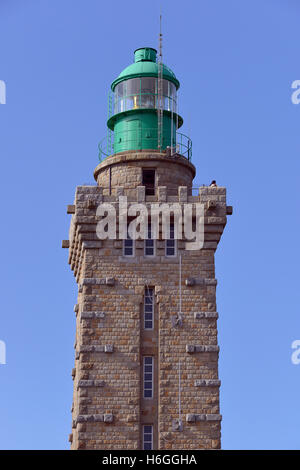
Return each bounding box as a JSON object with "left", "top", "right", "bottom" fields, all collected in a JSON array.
[
  {"left": 144, "top": 221, "right": 155, "bottom": 257},
  {"left": 165, "top": 222, "right": 176, "bottom": 257},
  {"left": 123, "top": 226, "right": 134, "bottom": 257},
  {"left": 144, "top": 287, "right": 154, "bottom": 330},
  {"left": 142, "top": 169, "right": 155, "bottom": 196},
  {"left": 143, "top": 424, "right": 153, "bottom": 450},
  {"left": 143, "top": 356, "right": 154, "bottom": 398}
]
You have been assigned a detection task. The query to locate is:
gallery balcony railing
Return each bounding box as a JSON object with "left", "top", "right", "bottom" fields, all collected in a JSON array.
[{"left": 98, "top": 129, "right": 192, "bottom": 162}]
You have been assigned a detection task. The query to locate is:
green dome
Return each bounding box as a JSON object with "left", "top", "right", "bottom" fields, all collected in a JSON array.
[{"left": 111, "top": 47, "right": 180, "bottom": 91}]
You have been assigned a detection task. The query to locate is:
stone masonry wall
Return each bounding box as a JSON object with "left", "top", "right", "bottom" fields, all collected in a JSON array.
[
  {"left": 65, "top": 154, "right": 231, "bottom": 450},
  {"left": 93, "top": 151, "right": 195, "bottom": 197}
]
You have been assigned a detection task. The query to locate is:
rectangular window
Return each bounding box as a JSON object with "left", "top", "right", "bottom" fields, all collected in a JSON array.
[
  {"left": 144, "top": 288, "right": 154, "bottom": 330},
  {"left": 165, "top": 222, "right": 176, "bottom": 257},
  {"left": 142, "top": 169, "right": 155, "bottom": 196},
  {"left": 143, "top": 424, "right": 153, "bottom": 450},
  {"left": 123, "top": 227, "right": 134, "bottom": 257},
  {"left": 143, "top": 356, "right": 153, "bottom": 398},
  {"left": 144, "top": 222, "right": 155, "bottom": 257}
]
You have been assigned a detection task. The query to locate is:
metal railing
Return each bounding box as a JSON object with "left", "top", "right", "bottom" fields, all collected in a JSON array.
[{"left": 98, "top": 130, "right": 192, "bottom": 162}]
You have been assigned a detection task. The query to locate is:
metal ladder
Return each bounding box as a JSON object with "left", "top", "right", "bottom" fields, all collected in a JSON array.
[{"left": 107, "top": 91, "right": 114, "bottom": 156}]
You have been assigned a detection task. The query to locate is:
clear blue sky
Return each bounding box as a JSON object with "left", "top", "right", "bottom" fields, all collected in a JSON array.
[{"left": 0, "top": 0, "right": 299, "bottom": 450}]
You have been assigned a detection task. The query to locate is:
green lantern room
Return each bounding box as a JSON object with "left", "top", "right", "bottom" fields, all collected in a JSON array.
[{"left": 99, "top": 47, "right": 192, "bottom": 161}]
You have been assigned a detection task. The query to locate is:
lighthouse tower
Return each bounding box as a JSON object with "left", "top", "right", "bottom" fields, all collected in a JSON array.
[{"left": 64, "top": 47, "right": 231, "bottom": 450}]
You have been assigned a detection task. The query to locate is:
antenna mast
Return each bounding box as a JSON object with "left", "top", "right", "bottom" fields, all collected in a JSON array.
[{"left": 157, "top": 13, "right": 163, "bottom": 151}]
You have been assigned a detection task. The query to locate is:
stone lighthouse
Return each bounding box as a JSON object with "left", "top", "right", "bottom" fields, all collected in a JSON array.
[{"left": 64, "top": 47, "right": 232, "bottom": 450}]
